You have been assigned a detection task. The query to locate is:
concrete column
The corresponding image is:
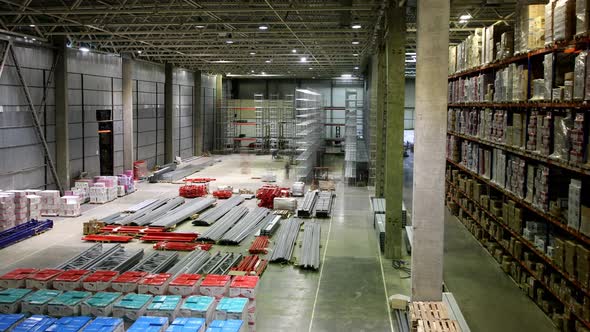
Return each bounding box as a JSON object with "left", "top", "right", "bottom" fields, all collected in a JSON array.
[
  {"left": 375, "top": 47, "right": 386, "bottom": 198},
  {"left": 193, "top": 70, "right": 203, "bottom": 155},
  {"left": 54, "top": 36, "right": 70, "bottom": 190},
  {"left": 215, "top": 74, "right": 223, "bottom": 152},
  {"left": 410, "top": 0, "right": 450, "bottom": 301},
  {"left": 384, "top": 1, "right": 405, "bottom": 259},
  {"left": 122, "top": 58, "right": 134, "bottom": 169},
  {"left": 164, "top": 63, "right": 174, "bottom": 163}
]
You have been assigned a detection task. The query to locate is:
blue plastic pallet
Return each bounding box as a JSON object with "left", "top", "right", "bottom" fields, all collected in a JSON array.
[
  {"left": 82, "top": 317, "right": 123, "bottom": 332},
  {"left": 205, "top": 320, "right": 243, "bottom": 332},
  {"left": 46, "top": 316, "right": 92, "bottom": 332},
  {"left": 166, "top": 318, "right": 205, "bottom": 332},
  {"left": 0, "top": 313, "right": 25, "bottom": 331},
  {"left": 12, "top": 315, "right": 57, "bottom": 332},
  {"left": 127, "top": 316, "right": 169, "bottom": 332}
]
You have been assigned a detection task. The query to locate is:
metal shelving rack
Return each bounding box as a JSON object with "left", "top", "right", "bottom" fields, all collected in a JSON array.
[
  {"left": 295, "top": 88, "right": 323, "bottom": 182},
  {"left": 446, "top": 36, "right": 590, "bottom": 331},
  {"left": 344, "top": 89, "right": 366, "bottom": 185}
]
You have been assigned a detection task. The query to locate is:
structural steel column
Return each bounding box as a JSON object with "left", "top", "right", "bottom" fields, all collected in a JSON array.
[
  {"left": 375, "top": 47, "right": 386, "bottom": 198},
  {"left": 411, "top": 0, "right": 450, "bottom": 301},
  {"left": 54, "top": 36, "right": 70, "bottom": 189},
  {"left": 384, "top": 1, "right": 405, "bottom": 259},
  {"left": 215, "top": 74, "right": 223, "bottom": 151},
  {"left": 164, "top": 63, "right": 174, "bottom": 162},
  {"left": 122, "top": 58, "right": 134, "bottom": 169},
  {"left": 193, "top": 70, "right": 203, "bottom": 155}
]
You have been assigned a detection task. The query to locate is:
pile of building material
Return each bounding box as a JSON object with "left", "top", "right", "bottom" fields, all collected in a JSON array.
[
  {"left": 299, "top": 221, "right": 321, "bottom": 270},
  {"left": 296, "top": 190, "right": 318, "bottom": 217},
  {"left": 150, "top": 197, "right": 216, "bottom": 228},
  {"left": 55, "top": 244, "right": 143, "bottom": 272},
  {"left": 129, "top": 251, "right": 178, "bottom": 273},
  {"left": 166, "top": 250, "right": 211, "bottom": 278},
  {"left": 259, "top": 215, "right": 281, "bottom": 236},
  {"left": 193, "top": 196, "right": 245, "bottom": 226},
  {"left": 199, "top": 206, "right": 250, "bottom": 242},
  {"left": 196, "top": 253, "right": 242, "bottom": 275},
  {"left": 314, "top": 191, "right": 335, "bottom": 218},
  {"left": 219, "top": 207, "right": 270, "bottom": 244},
  {"left": 0, "top": 220, "right": 53, "bottom": 249},
  {"left": 269, "top": 218, "right": 302, "bottom": 263}
]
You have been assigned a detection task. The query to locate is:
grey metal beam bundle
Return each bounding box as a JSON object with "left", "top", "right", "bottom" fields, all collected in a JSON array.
[
  {"left": 193, "top": 196, "right": 245, "bottom": 226},
  {"left": 260, "top": 215, "right": 281, "bottom": 237},
  {"left": 198, "top": 206, "right": 249, "bottom": 242},
  {"left": 159, "top": 164, "right": 205, "bottom": 182},
  {"left": 150, "top": 197, "right": 216, "bottom": 228},
  {"left": 130, "top": 251, "right": 178, "bottom": 273},
  {"left": 86, "top": 247, "right": 144, "bottom": 272},
  {"left": 131, "top": 197, "right": 185, "bottom": 226},
  {"left": 299, "top": 221, "right": 321, "bottom": 270},
  {"left": 55, "top": 244, "right": 113, "bottom": 270},
  {"left": 125, "top": 199, "right": 160, "bottom": 213},
  {"left": 148, "top": 162, "right": 177, "bottom": 183},
  {"left": 118, "top": 198, "right": 172, "bottom": 225},
  {"left": 314, "top": 191, "right": 335, "bottom": 218},
  {"left": 102, "top": 199, "right": 168, "bottom": 225},
  {"left": 220, "top": 207, "right": 270, "bottom": 244},
  {"left": 166, "top": 250, "right": 211, "bottom": 277},
  {"left": 196, "top": 252, "right": 242, "bottom": 275},
  {"left": 296, "top": 190, "right": 318, "bottom": 217},
  {"left": 269, "top": 218, "right": 302, "bottom": 263},
  {"left": 375, "top": 214, "right": 385, "bottom": 253},
  {"left": 394, "top": 309, "right": 411, "bottom": 332}
]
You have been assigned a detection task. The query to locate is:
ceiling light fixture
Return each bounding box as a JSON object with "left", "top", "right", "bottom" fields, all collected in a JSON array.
[
  {"left": 352, "top": 41, "right": 360, "bottom": 45},
  {"left": 353, "top": 53, "right": 359, "bottom": 57},
  {"left": 32, "top": 38, "right": 36, "bottom": 41},
  {"left": 309, "top": 67, "right": 313, "bottom": 70},
  {"left": 251, "top": 70, "right": 255, "bottom": 73},
  {"left": 79, "top": 47, "right": 90, "bottom": 52},
  {"left": 137, "top": 50, "right": 142, "bottom": 54},
  {"left": 351, "top": 24, "right": 362, "bottom": 29},
  {"left": 195, "top": 25, "right": 205, "bottom": 28},
  {"left": 459, "top": 14, "right": 472, "bottom": 20},
  {"left": 292, "top": 49, "right": 297, "bottom": 53},
  {"left": 261, "top": 71, "right": 266, "bottom": 75},
  {"left": 226, "top": 40, "right": 234, "bottom": 44},
  {"left": 354, "top": 66, "right": 359, "bottom": 70},
  {"left": 265, "top": 60, "right": 271, "bottom": 63},
  {"left": 29, "top": 24, "right": 35, "bottom": 27},
  {"left": 300, "top": 57, "right": 307, "bottom": 62},
  {"left": 341, "top": 74, "right": 352, "bottom": 78},
  {"left": 258, "top": 25, "right": 269, "bottom": 30},
  {"left": 250, "top": 52, "right": 256, "bottom": 55}
]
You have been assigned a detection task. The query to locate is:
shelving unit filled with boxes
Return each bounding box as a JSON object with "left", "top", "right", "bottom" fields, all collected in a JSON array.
[{"left": 446, "top": 1, "right": 590, "bottom": 330}]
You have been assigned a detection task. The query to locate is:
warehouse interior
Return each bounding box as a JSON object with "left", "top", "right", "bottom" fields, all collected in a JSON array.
[{"left": 0, "top": 0, "right": 589, "bottom": 332}]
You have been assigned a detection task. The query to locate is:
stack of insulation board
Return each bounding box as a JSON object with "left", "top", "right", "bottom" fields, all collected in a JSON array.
[
  {"left": 229, "top": 276, "right": 258, "bottom": 328},
  {"left": 166, "top": 317, "right": 206, "bottom": 332},
  {"left": 60, "top": 196, "right": 81, "bottom": 217},
  {"left": 112, "top": 293, "right": 153, "bottom": 321},
  {"left": 0, "top": 288, "right": 32, "bottom": 313},
  {"left": 21, "top": 289, "right": 62, "bottom": 315},
  {"left": 80, "top": 292, "right": 123, "bottom": 317},
  {"left": 11, "top": 315, "right": 57, "bottom": 332},
  {"left": 47, "top": 290, "right": 92, "bottom": 317},
  {"left": 178, "top": 296, "right": 215, "bottom": 324},
  {"left": 0, "top": 193, "right": 15, "bottom": 230},
  {"left": 214, "top": 297, "right": 248, "bottom": 322},
  {"left": 10, "top": 191, "right": 28, "bottom": 224},
  {"left": 207, "top": 319, "right": 245, "bottom": 332},
  {"left": 26, "top": 194, "right": 41, "bottom": 220},
  {"left": 0, "top": 313, "right": 25, "bottom": 331},
  {"left": 127, "top": 316, "right": 168, "bottom": 332},
  {"left": 145, "top": 295, "right": 182, "bottom": 321},
  {"left": 40, "top": 190, "right": 60, "bottom": 216},
  {"left": 83, "top": 317, "right": 124, "bottom": 332}
]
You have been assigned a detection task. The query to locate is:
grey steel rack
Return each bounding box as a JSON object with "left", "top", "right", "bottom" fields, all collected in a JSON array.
[
  {"left": 299, "top": 221, "right": 321, "bottom": 270},
  {"left": 55, "top": 244, "right": 113, "bottom": 270},
  {"left": 150, "top": 197, "right": 216, "bottom": 228},
  {"left": 130, "top": 251, "right": 179, "bottom": 273},
  {"left": 193, "top": 196, "right": 245, "bottom": 226},
  {"left": 314, "top": 191, "right": 335, "bottom": 218},
  {"left": 269, "top": 218, "right": 302, "bottom": 263},
  {"left": 296, "top": 190, "right": 318, "bottom": 217},
  {"left": 198, "top": 206, "right": 249, "bottom": 242},
  {"left": 86, "top": 247, "right": 144, "bottom": 272},
  {"left": 166, "top": 250, "right": 211, "bottom": 277},
  {"left": 219, "top": 207, "right": 270, "bottom": 244}
]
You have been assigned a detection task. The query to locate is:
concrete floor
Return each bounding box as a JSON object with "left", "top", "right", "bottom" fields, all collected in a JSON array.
[{"left": 0, "top": 152, "right": 558, "bottom": 332}]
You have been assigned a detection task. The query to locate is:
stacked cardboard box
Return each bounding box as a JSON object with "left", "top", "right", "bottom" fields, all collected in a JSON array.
[
  {"left": 229, "top": 276, "right": 258, "bottom": 328},
  {"left": 178, "top": 296, "right": 216, "bottom": 324},
  {"left": 200, "top": 275, "right": 231, "bottom": 299},
  {"left": 214, "top": 297, "right": 248, "bottom": 323},
  {"left": 533, "top": 165, "right": 550, "bottom": 212},
  {"left": 448, "top": 46, "right": 457, "bottom": 75},
  {"left": 526, "top": 111, "right": 539, "bottom": 151},
  {"left": 40, "top": 190, "right": 60, "bottom": 216},
  {"left": 80, "top": 292, "right": 123, "bottom": 317},
  {"left": 484, "top": 24, "right": 512, "bottom": 64},
  {"left": 127, "top": 316, "right": 168, "bottom": 332},
  {"left": 544, "top": 54, "right": 554, "bottom": 101},
  {"left": 47, "top": 290, "right": 92, "bottom": 317},
  {"left": 26, "top": 195, "right": 41, "bottom": 220},
  {"left": 145, "top": 295, "right": 182, "bottom": 321},
  {"left": 20, "top": 289, "right": 62, "bottom": 315},
  {"left": 577, "top": 0, "right": 590, "bottom": 36},
  {"left": 0, "top": 193, "right": 15, "bottom": 231},
  {"left": 539, "top": 113, "right": 553, "bottom": 156},
  {"left": 167, "top": 317, "right": 205, "bottom": 332},
  {"left": 568, "top": 179, "right": 582, "bottom": 231},
  {"left": 60, "top": 196, "right": 81, "bottom": 217},
  {"left": 570, "top": 113, "right": 586, "bottom": 163},
  {"left": 8, "top": 190, "right": 28, "bottom": 225},
  {"left": 553, "top": 0, "right": 576, "bottom": 42},
  {"left": 516, "top": 4, "right": 545, "bottom": 53},
  {"left": 492, "top": 148, "right": 507, "bottom": 188},
  {"left": 112, "top": 293, "right": 153, "bottom": 321},
  {"left": 546, "top": 1, "right": 556, "bottom": 45},
  {"left": 574, "top": 52, "right": 587, "bottom": 101},
  {"left": 506, "top": 156, "right": 527, "bottom": 199}
]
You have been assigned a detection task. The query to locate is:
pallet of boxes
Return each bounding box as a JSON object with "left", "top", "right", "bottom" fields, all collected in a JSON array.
[{"left": 409, "top": 301, "right": 461, "bottom": 332}]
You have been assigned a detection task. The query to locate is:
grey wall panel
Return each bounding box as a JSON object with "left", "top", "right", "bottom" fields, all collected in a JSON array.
[
  {"left": 0, "top": 44, "right": 56, "bottom": 189},
  {"left": 133, "top": 61, "right": 165, "bottom": 83},
  {"left": 67, "top": 50, "right": 122, "bottom": 78},
  {"left": 69, "top": 123, "right": 83, "bottom": 139},
  {"left": 69, "top": 139, "right": 83, "bottom": 160}
]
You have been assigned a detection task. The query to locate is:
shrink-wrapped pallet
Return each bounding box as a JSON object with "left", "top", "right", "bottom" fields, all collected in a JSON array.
[
  {"left": 574, "top": 51, "right": 587, "bottom": 100},
  {"left": 554, "top": 0, "right": 576, "bottom": 41},
  {"left": 576, "top": 0, "right": 590, "bottom": 36}
]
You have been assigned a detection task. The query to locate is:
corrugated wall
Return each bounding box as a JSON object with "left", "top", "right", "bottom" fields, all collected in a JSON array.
[
  {"left": 67, "top": 50, "right": 124, "bottom": 178},
  {"left": 173, "top": 69, "right": 194, "bottom": 159},
  {"left": 0, "top": 44, "right": 56, "bottom": 190},
  {"left": 132, "top": 61, "right": 165, "bottom": 169}
]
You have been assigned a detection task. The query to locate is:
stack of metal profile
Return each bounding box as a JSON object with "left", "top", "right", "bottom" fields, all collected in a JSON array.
[
  {"left": 370, "top": 197, "right": 386, "bottom": 228},
  {"left": 86, "top": 246, "right": 144, "bottom": 272},
  {"left": 394, "top": 309, "right": 411, "bottom": 332},
  {"left": 159, "top": 165, "right": 206, "bottom": 182},
  {"left": 100, "top": 198, "right": 177, "bottom": 225},
  {"left": 150, "top": 197, "right": 216, "bottom": 228},
  {"left": 99, "top": 199, "right": 162, "bottom": 224},
  {"left": 219, "top": 207, "right": 270, "bottom": 244},
  {"left": 129, "top": 251, "right": 178, "bottom": 273},
  {"left": 299, "top": 221, "right": 321, "bottom": 270},
  {"left": 55, "top": 244, "right": 114, "bottom": 270},
  {"left": 314, "top": 191, "right": 334, "bottom": 218},
  {"left": 260, "top": 215, "right": 282, "bottom": 236},
  {"left": 193, "top": 196, "right": 245, "bottom": 226},
  {"left": 129, "top": 197, "right": 185, "bottom": 226},
  {"left": 198, "top": 206, "right": 249, "bottom": 242},
  {"left": 166, "top": 250, "right": 211, "bottom": 277},
  {"left": 147, "top": 162, "right": 176, "bottom": 183},
  {"left": 296, "top": 190, "right": 318, "bottom": 217},
  {"left": 375, "top": 213, "right": 385, "bottom": 253},
  {"left": 196, "top": 252, "right": 242, "bottom": 275},
  {"left": 269, "top": 218, "right": 302, "bottom": 263}
]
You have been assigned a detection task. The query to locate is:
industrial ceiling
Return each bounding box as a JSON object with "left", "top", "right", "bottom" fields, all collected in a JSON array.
[{"left": 0, "top": 0, "right": 515, "bottom": 78}]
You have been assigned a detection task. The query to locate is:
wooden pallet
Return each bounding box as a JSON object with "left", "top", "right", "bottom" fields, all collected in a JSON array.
[
  {"left": 416, "top": 319, "right": 461, "bottom": 332},
  {"left": 410, "top": 302, "right": 450, "bottom": 323}
]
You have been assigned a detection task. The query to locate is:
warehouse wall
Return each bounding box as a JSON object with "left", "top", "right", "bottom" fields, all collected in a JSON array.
[
  {"left": 132, "top": 61, "right": 165, "bottom": 169},
  {"left": 67, "top": 50, "right": 124, "bottom": 178},
  {"left": 202, "top": 74, "right": 217, "bottom": 152},
  {"left": 0, "top": 43, "right": 56, "bottom": 190},
  {"left": 173, "top": 69, "right": 194, "bottom": 159},
  {"left": 405, "top": 78, "right": 416, "bottom": 129}
]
